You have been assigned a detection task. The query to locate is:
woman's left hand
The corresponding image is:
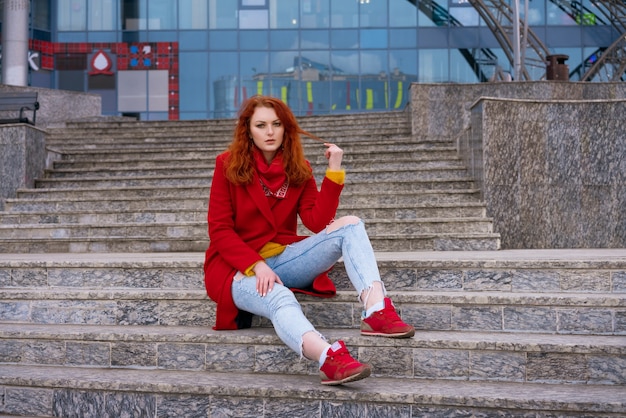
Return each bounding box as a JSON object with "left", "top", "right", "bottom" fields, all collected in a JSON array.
[
  {"left": 324, "top": 143, "right": 343, "bottom": 171},
  {"left": 252, "top": 261, "right": 283, "bottom": 297}
]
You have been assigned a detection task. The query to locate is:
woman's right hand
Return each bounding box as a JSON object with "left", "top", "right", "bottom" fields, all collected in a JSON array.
[
  {"left": 253, "top": 261, "right": 283, "bottom": 297},
  {"left": 324, "top": 143, "right": 343, "bottom": 171}
]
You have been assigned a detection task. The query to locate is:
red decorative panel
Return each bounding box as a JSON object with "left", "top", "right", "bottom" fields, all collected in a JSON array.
[{"left": 29, "top": 40, "right": 180, "bottom": 120}]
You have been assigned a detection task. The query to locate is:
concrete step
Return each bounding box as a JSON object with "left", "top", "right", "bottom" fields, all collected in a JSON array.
[
  {"left": 0, "top": 233, "right": 500, "bottom": 253},
  {"left": 10, "top": 187, "right": 480, "bottom": 205},
  {"left": 1, "top": 204, "right": 487, "bottom": 225},
  {"left": 1, "top": 324, "right": 624, "bottom": 385},
  {"left": 2, "top": 287, "right": 621, "bottom": 334},
  {"left": 2, "top": 250, "right": 624, "bottom": 414},
  {"left": 45, "top": 125, "right": 412, "bottom": 144},
  {"left": 46, "top": 117, "right": 411, "bottom": 137},
  {"left": 46, "top": 124, "right": 411, "bottom": 140},
  {"left": 47, "top": 139, "right": 439, "bottom": 160},
  {"left": 52, "top": 148, "right": 460, "bottom": 169},
  {"left": 3, "top": 364, "right": 624, "bottom": 417},
  {"left": 44, "top": 160, "right": 467, "bottom": 180},
  {"left": 2, "top": 250, "right": 624, "bottom": 331},
  {"left": 45, "top": 112, "right": 410, "bottom": 138},
  {"left": 0, "top": 218, "right": 494, "bottom": 239},
  {"left": 33, "top": 172, "right": 474, "bottom": 190},
  {"left": 4, "top": 250, "right": 623, "bottom": 293}
]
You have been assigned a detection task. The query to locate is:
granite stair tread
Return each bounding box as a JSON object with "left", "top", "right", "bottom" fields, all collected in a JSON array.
[
  {"left": 2, "top": 323, "right": 625, "bottom": 354},
  {"left": 43, "top": 163, "right": 468, "bottom": 180},
  {"left": 36, "top": 166, "right": 470, "bottom": 181},
  {"left": 50, "top": 147, "right": 457, "bottom": 164},
  {"left": 10, "top": 187, "right": 480, "bottom": 199},
  {"left": 2, "top": 287, "right": 622, "bottom": 308},
  {"left": 2, "top": 248, "right": 623, "bottom": 270},
  {"left": 2, "top": 324, "right": 625, "bottom": 385},
  {"left": 3, "top": 200, "right": 486, "bottom": 213},
  {"left": 0, "top": 231, "right": 501, "bottom": 253},
  {"left": 1, "top": 207, "right": 487, "bottom": 225},
  {"left": 0, "top": 216, "right": 493, "bottom": 227},
  {"left": 45, "top": 132, "right": 414, "bottom": 148},
  {"left": 1, "top": 364, "right": 625, "bottom": 415}
]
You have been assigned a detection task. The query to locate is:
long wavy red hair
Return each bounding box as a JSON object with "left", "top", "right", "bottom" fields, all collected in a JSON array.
[{"left": 224, "top": 95, "right": 321, "bottom": 187}]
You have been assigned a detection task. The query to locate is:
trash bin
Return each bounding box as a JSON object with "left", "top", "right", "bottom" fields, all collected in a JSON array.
[{"left": 546, "top": 54, "right": 570, "bottom": 81}]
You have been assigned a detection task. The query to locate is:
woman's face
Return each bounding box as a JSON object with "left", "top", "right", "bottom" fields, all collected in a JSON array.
[{"left": 249, "top": 106, "right": 285, "bottom": 163}]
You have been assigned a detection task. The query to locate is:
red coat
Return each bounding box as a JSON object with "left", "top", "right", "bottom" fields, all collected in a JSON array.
[{"left": 204, "top": 152, "right": 343, "bottom": 330}]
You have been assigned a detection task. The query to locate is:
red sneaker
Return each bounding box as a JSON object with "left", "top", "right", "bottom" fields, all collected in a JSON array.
[
  {"left": 361, "top": 297, "right": 415, "bottom": 338},
  {"left": 319, "top": 341, "right": 371, "bottom": 386}
]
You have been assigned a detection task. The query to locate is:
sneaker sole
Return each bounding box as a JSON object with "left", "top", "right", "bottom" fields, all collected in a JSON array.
[
  {"left": 320, "top": 367, "right": 372, "bottom": 386},
  {"left": 360, "top": 329, "right": 416, "bottom": 338}
]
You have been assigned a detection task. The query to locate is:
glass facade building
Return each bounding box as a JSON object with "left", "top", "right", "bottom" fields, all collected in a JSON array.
[{"left": 2, "top": 0, "right": 621, "bottom": 119}]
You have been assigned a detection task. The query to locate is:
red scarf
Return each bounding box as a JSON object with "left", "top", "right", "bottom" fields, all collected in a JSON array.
[{"left": 254, "top": 148, "right": 289, "bottom": 199}]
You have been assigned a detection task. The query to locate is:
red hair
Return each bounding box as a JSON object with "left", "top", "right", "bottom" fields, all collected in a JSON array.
[{"left": 224, "top": 95, "right": 321, "bottom": 186}]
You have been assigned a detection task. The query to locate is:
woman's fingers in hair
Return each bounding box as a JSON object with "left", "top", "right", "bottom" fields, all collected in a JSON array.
[{"left": 324, "top": 143, "right": 343, "bottom": 170}]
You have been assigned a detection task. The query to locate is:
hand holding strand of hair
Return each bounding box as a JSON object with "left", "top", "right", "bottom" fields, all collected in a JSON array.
[{"left": 324, "top": 143, "right": 343, "bottom": 171}]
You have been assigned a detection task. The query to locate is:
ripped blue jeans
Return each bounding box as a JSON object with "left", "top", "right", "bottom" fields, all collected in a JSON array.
[{"left": 231, "top": 219, "right": 384, "bottom": 355}]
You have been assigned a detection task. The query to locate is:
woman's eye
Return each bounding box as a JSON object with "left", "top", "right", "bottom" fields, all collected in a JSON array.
[
  {"left": 273, "top": 122, "right": 281, "bottom": 127},
  {"left": 256, "top": 124, "right": 264, "bottom": 128}
]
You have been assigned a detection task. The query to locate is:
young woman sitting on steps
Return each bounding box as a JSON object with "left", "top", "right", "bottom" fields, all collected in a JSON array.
[{"left": 203, "top": 95, "right": 415, "bottom": 386}]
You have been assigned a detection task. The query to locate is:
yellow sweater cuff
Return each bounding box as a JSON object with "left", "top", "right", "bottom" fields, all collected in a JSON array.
[
  {"left": 325, "top": 169, "right": 345, "bottom": 185},
  {"left": 244, "top": 242, "right": 287, "bottom": 276}
]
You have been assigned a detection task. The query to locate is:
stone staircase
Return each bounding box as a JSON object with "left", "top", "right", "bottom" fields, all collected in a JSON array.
[
  {"left": 0, "top": 111, "right": 499, "bottom": 253},
  {"left": 0, "top": 111, "right": 625, "bottom": 417}
]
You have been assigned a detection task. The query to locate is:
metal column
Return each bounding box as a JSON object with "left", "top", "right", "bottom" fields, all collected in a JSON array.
[{"left": 2, "top": 0, "right": 30, "bottom": 86}]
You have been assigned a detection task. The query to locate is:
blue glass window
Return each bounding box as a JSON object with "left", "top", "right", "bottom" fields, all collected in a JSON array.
[
  {"left": 449, "top": 5, "right": 479, "bottom": 27},
  {"left": 419, "top": 0, "right": 448, "bottom": 27},
  {"left": 450, "top": 48, "right": 480, "bottom": 83},
  {"left": 390, "top": 29, "right": 417, "bottom": 49},
  {"left": 301, "top": 0, "right": 330, "bottom": 28},
  {"left": 301, "top": 30, "right": 330, "bottom": 49},
  {"left": 419, "top": 48, "right": 449, "bottom": 82},
  {"left": 359, "top": 0, "right": 387, "bottom": 28},
  {"left": 330, "top": 29, "right": 359, "bottom": 49},
  {"left": 521, "top": 0, "right": 545, "bottom": 25},
  {"left": 360, "top": 49, "right": 388, "bottom": 74},
  {"left": 360, "top": 29, "right": 387, "bottom": 49},
  {"left": 209, "top": 0, "right": 238, "bottom": 29},
  {"left": 179, "top": 0, "right": 208, "bottom": 29},
  {"left": 88, "top": 0, "right": 117, "bottom": 30},
  {"left": 331, "top": 1, "right": 358, "bottom": 28},
  {"left": 547, "top": 1, "right": 577, "bottom": 25},
  {"left": 390, "top": 49, "right": 418, "bottom": 77},
  {"left": 270, "top": 30, "right": 299, "bottom": 50},
  {"left": 209, "top": 52, "right": 238, "bottom": 117},
  {"left": 240, "top": 30, "right": 269, "bottom": 50},
  {"left": 269, "top": 0, "right": 299, "bottom": 28},
  {"left": 33, "top": 0, "right": 51, "bottom": 31},
  {"left": 58, "top": 0, "right": 87, "bottom": 31},
  {"left": 330, "top": 50, "right": 359, "bottom": 75},
  {"left": 240, "top": 9, "right": 269, "bottom": 29},
  {"left": 87, "top": 31, "right": 117, "bottom": 42},
  {"left": 210, "top": 31, "right": 238, "bottom": 50},
  {"left": 389, "top": 0, "right": 417, "bottom": 28},
  {"left": 179, "top": 52, "right": 209, "bottom": 111},
  {"left": 241, "top": 51, "right": 270, "bottom": 79},
  {"left": 146, "top": 0, "right": 176, "bottom": 29},
  {"left": 269, "top": 51, "right": 301, "bottom": 74},
  {"left": 179, "top": 31, "right": 209, "bottom": 50}
]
